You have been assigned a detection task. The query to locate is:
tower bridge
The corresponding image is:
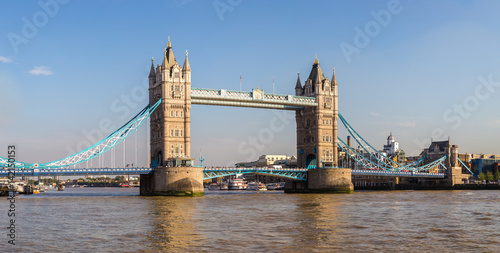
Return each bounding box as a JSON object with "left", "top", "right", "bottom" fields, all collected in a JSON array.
[{"left": 0, "top": 39, "right": 472, "bottom": 196}]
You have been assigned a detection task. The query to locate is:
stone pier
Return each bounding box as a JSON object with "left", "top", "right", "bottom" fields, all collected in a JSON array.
[
  {"left": 285, "top": 168, "right": 354, "bottom": 193},
  {"left": 140, "top": 167, "right": 204, "bottom": 197}
]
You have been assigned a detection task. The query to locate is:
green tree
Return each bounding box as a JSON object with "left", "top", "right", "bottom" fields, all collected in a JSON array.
[
  {"left": 478, "top": 172, "right": 486, "bottom": 182},
  {"left": 486, "top": 170, "right": 494, "bottom": 182},
  {"left": 494, "top": 170, "right": 500, "bottom": 182}
]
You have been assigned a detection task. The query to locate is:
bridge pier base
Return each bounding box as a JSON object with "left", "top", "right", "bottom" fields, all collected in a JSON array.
[
  {"left": 285, "top": 168, "right": 354, "bottom": 193},
  {"left": 140, "top": 167, "right": 204, "bottom": 197}
]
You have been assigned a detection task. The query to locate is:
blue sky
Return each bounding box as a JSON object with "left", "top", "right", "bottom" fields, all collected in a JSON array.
[{"left": 1, "top": 0, "right": 500, "bottom": 167}]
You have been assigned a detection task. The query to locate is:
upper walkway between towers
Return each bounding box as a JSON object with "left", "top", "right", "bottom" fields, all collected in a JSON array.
[{"left": 190, "top": 87, "right": 318, "bottom": 110}]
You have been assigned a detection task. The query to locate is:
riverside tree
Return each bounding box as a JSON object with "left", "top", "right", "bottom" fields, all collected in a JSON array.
[
  {"left": 486, "top": 170, "right": 494, "bottom": 182},
  {"left": 478, "top": 172, "right": 486, "bottom": 182}
]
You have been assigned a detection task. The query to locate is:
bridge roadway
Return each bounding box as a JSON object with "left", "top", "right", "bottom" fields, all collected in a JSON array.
[{"left": 1, "top": 167, "right": 446, "bottom": 180}]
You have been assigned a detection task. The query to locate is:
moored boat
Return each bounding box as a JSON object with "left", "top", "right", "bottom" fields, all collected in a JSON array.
[
  {"left": 208, "top": 183, "right": 220, "bottom": 190},
  {"left": 57, "top": 183, "right": 65, "bottom": 191},
  {"left": 258, "top": 182, "right": 267, "bottom": 191},
  {"left": 228, "top": 178, "right": 246, "bottom": 190},
  {"left": 219, "top": 182, "right": 229, "bottom": 190},
  {"left": 247, "top": 182, "right": 267, "bottom": 191},
  {"left": 266, "top": 182, "right": 285, "bottom": 190}
]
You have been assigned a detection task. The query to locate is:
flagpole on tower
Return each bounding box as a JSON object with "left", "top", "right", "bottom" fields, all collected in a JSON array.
[{"left": 273, "top": 75, "right": 275, "bottom": 94}]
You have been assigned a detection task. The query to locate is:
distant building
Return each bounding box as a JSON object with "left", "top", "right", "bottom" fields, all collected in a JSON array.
[
  {"left": 257, "top": 155, "right": 295, "bottom": 167},
  {"left": 382, "top": 132, "right": 406, "bottom": 165},
  {"left": 383, "top": 132, "right": 399, "bottom": 156},
  {"left": 236, "top": 154, "right": 297, "bottom": 168},
  {"left": 420, "top": 140, "right": 450, "bottom": 173},
  {"left": 470, "top": 158, "right": 500, "bottom": 176},
  {"left": 394, "top": 149, "right": 406, "bottom": 165}
]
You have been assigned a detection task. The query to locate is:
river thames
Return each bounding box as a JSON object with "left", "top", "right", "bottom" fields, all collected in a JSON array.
[{"left": 1, "top": 188, "right": 499, "bottom": 252}]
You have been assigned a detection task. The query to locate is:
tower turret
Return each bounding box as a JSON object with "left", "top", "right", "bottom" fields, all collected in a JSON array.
[
  {"left": 331, "top": 67, "right": 338, "bottom": 87},
  {"left": 162, "top": 48, "right": 168, "bottom": 69},
  {"left": 149, "top": 58, "right": 155, "bottom": 77},
  {"left": 295, "top": 71, "right": 303, "bottom": 96}
]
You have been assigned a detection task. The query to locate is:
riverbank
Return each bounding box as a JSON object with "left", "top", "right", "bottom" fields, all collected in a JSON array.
[{"left": 355, "top": 183, "right": 500, "bottom": 191}]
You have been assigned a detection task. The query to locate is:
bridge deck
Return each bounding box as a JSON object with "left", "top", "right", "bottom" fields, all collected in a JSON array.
[
  {"left": 1, "top": 167, "right": 446, "bottom": 179},
  {"left": 191, "top": 88, "right": 317, "bottom": 110},
  {"left": 0, "top": 168, "right": 154, "bottom": 177}
]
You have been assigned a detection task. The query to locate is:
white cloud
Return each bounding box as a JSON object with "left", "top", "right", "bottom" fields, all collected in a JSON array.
[
  {"left": 28, "top": 66, "right": 53, "bottom": 76},
  {"left": 370, "top": 112, "right": 384, "bottom": 118},
  {"left": 395, "top": 121, "right": 417, "bottom": 128},
  {"left": 0, "top": 56, "right": 12, "bottom": 63},
  {"left": 377, "top": 121, "right": 417, "bottom": 128},
  {"left": 487, "top": 120, "right": 500, "bottom": 128}
]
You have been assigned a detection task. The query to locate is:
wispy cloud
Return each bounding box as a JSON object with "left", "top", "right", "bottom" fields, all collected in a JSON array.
[
  {"left": 28, "top": 66, "right": 53, "bottom": 76},
  {"left": 370, "top": 112, "right": 385, "bottom": 118},
  {"left": 377, "top": 121, "right": 417, "bottom": 128},
  {"left": 395, "top": 121, "right": 417, "bottom": 128},
  {"left": 487, "top": 120, "right": 500, "bottom": 128},
  {"left": 0, "top": 56, "right": 12, "bottom": 63}
]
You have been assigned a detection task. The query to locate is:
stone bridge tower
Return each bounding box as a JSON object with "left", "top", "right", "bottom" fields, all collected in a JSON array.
[
  {"left": 142, "top": 39, "right": 202, "bottom": 197},
  {"left": 295, "top": 56, "right": 338, "bottom": 168},
  {"left": 148, "top": 38, "right": 192, "bottom": 167}
]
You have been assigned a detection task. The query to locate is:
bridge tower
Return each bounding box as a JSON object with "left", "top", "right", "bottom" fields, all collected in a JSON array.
[
  {"left": 289, "top": 56, "right": 353, "bottom": 193},
  {"left": 149, "top": 38, "right": 192, "bottom": 167},
  {"left": 295, "top": 56, "right": 338, "bottom": 168},
  {"left": 142, "top": 39, "right": 203, "bottom": 197}
]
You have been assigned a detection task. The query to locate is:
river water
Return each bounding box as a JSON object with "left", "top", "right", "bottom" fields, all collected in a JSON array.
[{"left": 1, "top": 188, "right": 499, "bottom": 252}]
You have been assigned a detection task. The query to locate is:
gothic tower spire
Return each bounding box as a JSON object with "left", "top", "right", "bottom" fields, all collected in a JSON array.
[
  {"left": 149, "top": 57, "right": 156, "bottom": 78},
  {"left": 182, "top": 50, "right": 191, "bottom": 72},
  {"left": 166, "top": 37, "right": 177, "bottom": 68},
  {"left": 332, "top": 67, "right": 337, "bottom": 86},
  {"left": 162, "top": 48, "right": 168, "bottom": 68},
  {"left": 295, "top": 71, "right": 302, "bottom": 95},
  {"left": 308, "top": 55, "right": 325, "bottom": 93}
]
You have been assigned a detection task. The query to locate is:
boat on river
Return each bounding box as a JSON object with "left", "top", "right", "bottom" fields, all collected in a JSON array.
[
  {"left": 266, "top": 182, "right": 285, "bottom": 190},
  {"left": 208, "top": 183, "right": 220, "bottom": 190},
  {"left": 228, "top": 178, "right": 246, "bottom": 190},
  {"left": 219, "top": 182, "right": 228, "bottom": 190},
  {"left": 247, "top": 182, "right": 267, "bottom": 191}
]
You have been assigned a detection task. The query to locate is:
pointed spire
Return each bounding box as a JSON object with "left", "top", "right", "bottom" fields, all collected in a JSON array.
[
  {"left": 165, "top": 38, "right": 177, "bottom": 68},
  {"left": 308, "top": 55, "right": 324, "bottom": 87},
  {"left": 162, "top": 48, "right": 168, "bottom": 68},
  {"left": 149, "top": 57, "right": 156, "bottom": 78},
  {"left": 295, "top": 71, "right": 302, "bottom": 89},
  {"left": 332, "top": 67, "right": 337, "bottom": 86},
  {"left": 182, "top": 49, "right": 191, "bottom": 72}
]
